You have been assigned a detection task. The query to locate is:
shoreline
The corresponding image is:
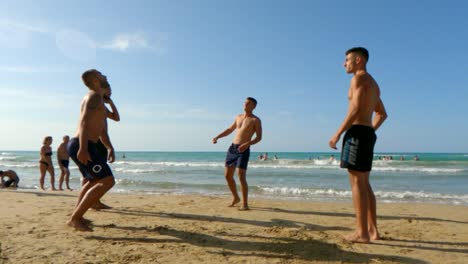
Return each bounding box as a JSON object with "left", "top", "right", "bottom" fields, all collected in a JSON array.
[
  {"left": 7, "top": 187, "right": 468, "bottom": 207},
  {"left": 1, "top": 190, "right": 468, "bottom": 263}
]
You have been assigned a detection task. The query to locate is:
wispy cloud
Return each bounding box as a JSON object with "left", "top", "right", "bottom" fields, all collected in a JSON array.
[
  {"left": 0, "top": 18, "right": 49, "bottom": 33},
  {"left": 100, "top": 31, "right": 167, "bottom": 54},
  {"left": 120, "top": 103, "right": 230, "bottom": 122},
  {"left": 102, "top": 32, "right": 148, "bottom": 51},
  {"left": 0, "top": 66, "right": 68, "bottom": 73},
  {"left": 0, "top": 87, "right": 79, "bottom": 110}
]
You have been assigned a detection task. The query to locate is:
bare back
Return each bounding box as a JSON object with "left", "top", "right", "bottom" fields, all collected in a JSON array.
[
  {"left": 232, "top": 114, "right": 261, "bottom": 145},
  {"left": 349, "top": 72, "right": 381, "bottom": 127}
]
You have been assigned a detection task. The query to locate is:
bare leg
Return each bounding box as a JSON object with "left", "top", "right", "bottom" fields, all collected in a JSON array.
[
  {"left": 225, "top": 166, "right": 240, "bottom": 207},
  {"left": 345, "top": 169, "right": 370, "bottom": 243},
  {"left": 65, "top": 169, "right": 72, "bottom": 190},
  {"left": 91, "top": 200, "right": 112, "bottom": 210},
  {"left": 39, "top": 163, "right": 46, "bottom": 190},
  {"left": 237, "top": 169, "right": 249, "bottom": 210},
  {"left": 58, "top": 167, "right": 65, "bottom": 191},
  {"left": 67, "top": 176, "right": 115, "bottom": 231},
  {"left": 48, "top": 166, "right": 56, "bottom": 191},
  {"left": 82, "top": 177, "right": 109, "bottom": 209},
  {"left": 367, "top": 183, "right": 379, "bottom": 240}
]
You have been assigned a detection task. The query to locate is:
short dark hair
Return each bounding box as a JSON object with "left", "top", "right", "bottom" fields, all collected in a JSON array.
[
  {"left": 346, "top": 47, "right": 369, "bottom": 62},
  {"left": 82, "top": 69, "right": 99, "bottom": 88},
  {"left": 247, "top": 97, "right": 257, "bottom": 106}
]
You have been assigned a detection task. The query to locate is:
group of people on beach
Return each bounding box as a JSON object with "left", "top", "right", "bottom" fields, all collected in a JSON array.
[
  {"left": 38, "top": 135, "right": 72, "bottom": 191},
  {"left": 216, "top": 46, "right": 387, "bottom": 243},
  {"left": 2, "top": 47, "right": 387, "bottom": 244}
]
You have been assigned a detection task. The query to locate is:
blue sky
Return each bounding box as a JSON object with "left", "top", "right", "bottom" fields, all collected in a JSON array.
[{"left": 0, "top": 0, "right": 467, "bottom": 152}]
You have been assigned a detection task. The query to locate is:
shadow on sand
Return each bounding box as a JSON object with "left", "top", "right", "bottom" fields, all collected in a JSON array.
[
  {"left": 87, "top": 224, "right": 426, "bottom": 263},
  {"left": 101, "top": 208, "right": 349, "bottom": 231},
  {"left": 252, "top": 207, "right": 468, "bottom": 224}
]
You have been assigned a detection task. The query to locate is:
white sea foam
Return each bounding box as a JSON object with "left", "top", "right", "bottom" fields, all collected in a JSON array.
[
  {"left": 372, "top": 167, "right": 464, "bottom": 173},
  {"left": 110, "top": 159, "right": 464, "bottom": 174},
  {"left": 0, "top": 156, "right": 17, "bottom": 161},
  {"left": 259, "top": 187, "right": 468, "bottom": 204}
]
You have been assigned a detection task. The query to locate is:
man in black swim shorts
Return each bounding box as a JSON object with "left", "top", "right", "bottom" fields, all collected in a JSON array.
[
  {"left": 213, "top": 97, "right": 262, "bottom": 211},
  {"left": 66, "top": 69, "right": 116, "bottom": 232},
  {"left": 329, "top": 47, "right": 388, "bottom": 243}
]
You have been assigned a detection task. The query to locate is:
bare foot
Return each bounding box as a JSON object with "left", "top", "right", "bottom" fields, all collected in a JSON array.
[
  {"left": 67, "top": 219, "right": 92, "bottom": 232},
  {"left": 51, "top": 188, "right": 57, "bottom": 191},
  {"left": 369, "top": 231, "right": 380, "bottom": 240},
  {"left": 344, "top": 232, "right": 370, "bottom": 243},
  {"left": 238, "top": 206, "right": 250, "bottom": 211},
  {"left": 80, "top": 217, "right": 92, "bottom": 225},
  {"left": 91, "top": 201, "right": 112, "bottom": 210},
  {"left": 228, "top": 197, "right": 241, "bottom": 207},
  {"left": 59, "top": 188, "right": 64, "bottom": 191},
  {"left": 67, "top": 188, "right": 73, "bottom": 191}
]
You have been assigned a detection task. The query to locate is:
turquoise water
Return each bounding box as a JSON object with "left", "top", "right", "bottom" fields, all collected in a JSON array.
[{"left": 1, "top": 151, "right": 468, "bottom": 205}]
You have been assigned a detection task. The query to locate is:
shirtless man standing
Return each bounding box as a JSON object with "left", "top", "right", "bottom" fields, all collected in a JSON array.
[
  {"left": 57, "top": 135, "right": 72, "bottom": 191},
  {"left": 67, "top": 69, "right": 116, "bottom": 231},
  {"left": 329, "top": 47, "right": 388, "bottom": 243},
  {"left": 212, "top": 97, "right": 262, "bottom": 210}
]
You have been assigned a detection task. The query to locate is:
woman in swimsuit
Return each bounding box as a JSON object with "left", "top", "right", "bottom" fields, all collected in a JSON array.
[{"left": 39, "top": 136, "right": 56, "bottom": 190}]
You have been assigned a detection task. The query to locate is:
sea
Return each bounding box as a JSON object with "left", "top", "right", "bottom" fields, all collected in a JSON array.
[{"left": 1, "top": 151, "right": 468, "bottom": 206}]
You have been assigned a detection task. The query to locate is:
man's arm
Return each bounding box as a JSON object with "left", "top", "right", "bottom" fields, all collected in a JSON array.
[
  {"left": 78, "top": 93, "right": 101, "bottom": 164},
  {"left": 212, "top": 119, "right": 237, "bottom": 144},
  {"left": 239, "top": 118, "right": 262, "bottom": 152},
  {"left": 372, "top": 99, "right": 388, "bottom": 131},
  {"left": 329, "top": 76, "right": 366, "bottom": 149},
  {"left": 99, "top": 121, "right": 115, "bottom": 163},
  {"left": 105, "top": 98, "right": 120, "bottom": 122}
]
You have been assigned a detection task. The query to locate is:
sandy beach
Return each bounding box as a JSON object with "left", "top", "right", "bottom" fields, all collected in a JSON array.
[{"left": 1, "top": 190, "right": 467, "bottom": 264}]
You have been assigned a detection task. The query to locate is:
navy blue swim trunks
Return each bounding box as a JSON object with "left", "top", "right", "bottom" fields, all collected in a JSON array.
[
  {"left": 67, "top": 137, "right": 113, "bottom": 181},
  {"left": 225, "top": 143, "right": 250, "bottom": 170},
  {"left": 340, "top": 125, "right": 377, "bottom": 172},
  {"left": 60, "top": 159, "right": 69, "bottom": 169}
]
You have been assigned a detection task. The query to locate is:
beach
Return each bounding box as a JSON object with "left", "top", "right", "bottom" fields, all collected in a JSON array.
[{"left": 1, "top": 190, "right": 467, "bottom": 264}]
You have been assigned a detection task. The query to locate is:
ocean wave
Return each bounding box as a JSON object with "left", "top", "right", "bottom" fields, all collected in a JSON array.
[
  {"left": 259, "top": 187, "right": 468, "bottom": 204},
  {"left": 112, "top": 159, "right": 341, "bottom": 170},
  {"left": 115, "top": 179, "right": 226, "bottom": 190},
  {"left": 372, "top": 167, "right": 464, "bottom": 173},
  {"left": 114, "top": 168, "right": 168, "bottom": 174},
  {"left": 0, "top": 156, "right": 17, "bottom": 161}
]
